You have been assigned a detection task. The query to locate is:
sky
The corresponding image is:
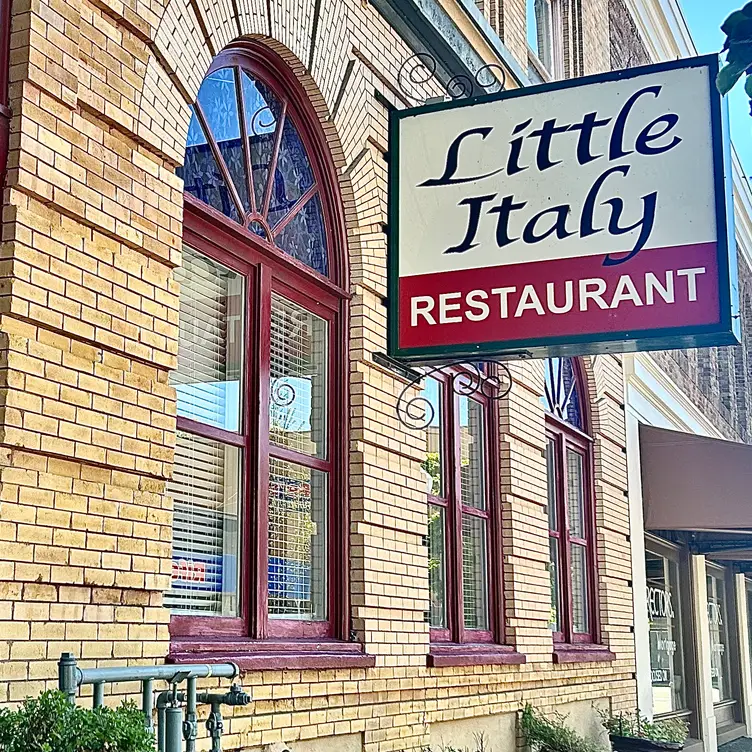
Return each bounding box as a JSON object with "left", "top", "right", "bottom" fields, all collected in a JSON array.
[{"left": 680, "top": 0, "right": 752, "bottom": 177}]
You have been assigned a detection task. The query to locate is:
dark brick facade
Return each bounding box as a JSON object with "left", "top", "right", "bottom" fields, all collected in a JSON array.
[
  {"left": 609, "top": 0, "right": 650, "bottom": 70},
  {"left": 651, "top": 261, "right": 752, "bottom": 443},
  {"left": 609, "top": 0, "right": 752, "bottom": 443}
]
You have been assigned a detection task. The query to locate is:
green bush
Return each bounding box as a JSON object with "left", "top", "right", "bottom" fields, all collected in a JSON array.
[
  {"left": 0, "top": 690, "right": 155, "bottom": 752},
  {"left": 599, "top": 710, "right": 688, "bottom": 745},
  {"left": 521, "top": 705, "right": 607, "bottom": 752}
]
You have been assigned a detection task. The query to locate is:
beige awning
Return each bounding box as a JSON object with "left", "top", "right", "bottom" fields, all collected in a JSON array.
[{"left": 640, "top": 424, "right": 752, "bottom": 531}]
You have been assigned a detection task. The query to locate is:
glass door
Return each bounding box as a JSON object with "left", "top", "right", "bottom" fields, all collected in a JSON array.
[
  {"left": 707, "top": 565, "right": 739, "bottom": 730},
  {"left": 646, "top": 550, "right": 687, "bottom": 715},
  {"left": 644, "top": 536, "right": 697, "bottom": 738}
]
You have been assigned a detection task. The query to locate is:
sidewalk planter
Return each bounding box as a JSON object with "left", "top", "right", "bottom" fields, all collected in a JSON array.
[
  {"left": 522, "top": 704, "right": 606, "bottom": 752},
  {"left": 610, "top": 735, "right": 684, "bottom": 752},
  {"left": 601, "top": 712, "right": 687, "bottom": 752}
]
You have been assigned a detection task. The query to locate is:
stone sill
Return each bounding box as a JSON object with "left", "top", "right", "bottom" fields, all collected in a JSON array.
[
  {"left": 428, "top": 644, "right": 526, "bottom": 668},
  {"left": 169, "top": 640, "right": 375, "bottom": 671},
  {"left": 552, "top": 644, "right": 616, "bottom": 664}
]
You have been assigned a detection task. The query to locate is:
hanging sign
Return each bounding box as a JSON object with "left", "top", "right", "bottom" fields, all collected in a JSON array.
[{"left": 388, "top": 56, "right": 739, "bottom": 362}]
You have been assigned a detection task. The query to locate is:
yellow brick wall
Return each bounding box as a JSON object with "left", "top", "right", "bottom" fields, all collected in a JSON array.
[{"left": 0, "top": 0, "right": 634, "bottom": 749}]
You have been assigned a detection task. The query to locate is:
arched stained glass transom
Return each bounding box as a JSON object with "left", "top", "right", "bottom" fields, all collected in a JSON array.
[
  {"left": 177, "top": 65, "right": 329, "bottom": 276},
  {"left": 543, "top": 357, "right": 584, "bottom": 431}
]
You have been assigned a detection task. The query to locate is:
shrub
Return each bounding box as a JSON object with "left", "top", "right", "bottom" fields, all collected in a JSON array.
[
  {"left": 0, "top": 690, "right": 155, "bottom": 752},
  {"left": 521, "top": 704, "right": 607, "bottom": 752},
  {"left": 599, "top": 710, "right": 688, "bottom": 745}
]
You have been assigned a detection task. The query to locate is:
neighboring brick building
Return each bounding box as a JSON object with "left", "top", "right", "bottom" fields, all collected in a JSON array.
[
  {"left": 618, "top": 3, "right": 752, "bottom": 752},
  {"left": 0, "top": 0, "right": 637, "bottom": 750}
]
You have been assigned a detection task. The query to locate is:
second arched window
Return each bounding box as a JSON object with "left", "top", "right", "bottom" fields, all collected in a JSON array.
[{"left": 543, "top": 357, "right": 597, "bottom": 647}]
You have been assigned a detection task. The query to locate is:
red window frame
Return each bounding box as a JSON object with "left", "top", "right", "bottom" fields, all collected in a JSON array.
[
  {"left": 168, "top": 42, "right": 358, "bottom": 664},
  {"left": 425, "top": 368, "right": 523, "bottom": 666},
  {"left": 544, "top": 358, "right": 604, "bottom": 656}
]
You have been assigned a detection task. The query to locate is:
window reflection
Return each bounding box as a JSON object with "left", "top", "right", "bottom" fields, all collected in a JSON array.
[
  {"left": 646, "top": 551, "right": 686, "bottom": 715},
  {"left": 179, "top": 66, "right": 330, "bottom": 277},
  {"left": 172, "top": 246, "right": 244, "bottom": 432},
  {"left": 707, "top": 572, "right": 732, "bottom": 703}
]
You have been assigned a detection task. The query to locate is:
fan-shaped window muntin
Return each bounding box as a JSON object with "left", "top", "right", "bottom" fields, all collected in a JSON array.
[
  {"left": 543, "top": 357, "right": 585, "bottom": 432},
  {"left": 178, "top": 64, "right": 329, "bottom": 277}
]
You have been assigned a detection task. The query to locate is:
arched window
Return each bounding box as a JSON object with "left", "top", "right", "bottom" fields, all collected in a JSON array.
[
  {"left": 167, "top": 43, "right": 350, "bottom": 656},
  {"left": 543, "top": 357, "right": 599, "bottom": 651}
]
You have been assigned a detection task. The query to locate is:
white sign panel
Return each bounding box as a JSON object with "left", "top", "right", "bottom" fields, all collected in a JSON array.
[{"left": 388, "top": 56, "right": 738, "bottom": 361}]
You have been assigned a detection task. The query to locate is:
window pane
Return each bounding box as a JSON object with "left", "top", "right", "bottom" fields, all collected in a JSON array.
[
  {"left": 646, "top": 552, "right": 687, "bottom": 714},
  {"left": 428, "top": 505, "right": 447, "bottom": 628},
  {"left": 179, "top": 107, "right": 241, "bottom": 222},
  {"left": 748, "top": 589, "right": 752, "bottom": 683},
  {"left": 197, "top": 67, "right": 250, "bottom": 213},
  {"left": 542, "top": 358, "right": 584, "bottom": 431},
  {"left": 421, "top": 378, "right": 443, "bottom": 497},
  {"left": 462, "top": 514, "right": 489, "bottom": 630},
  {"left": 567, "top": 449, "right": 585, "bottom": 539},
  {"left": 242, "top": 72, "right": 284, "bottom": 211},
  {"left": 165, "top": 432, "right": 241, "bottom": 616},
  {"left": 270, "top": 295, "right": 328, "bottom": 458},
  {"left": 546, "top": 437, "right": 557, "bottom": 531},
  {"left": 267, "top": 117, "right": 315, "bottom": 229},
  {"left": 459, "top": 396, "right": 486, "bottom": 510},
  {"left": 172, "top": 246, "right": 244, "bottom": 432},
  {"left": 268, "top": 458, "right": 327, "bottom": 620},
  {"left": 707, "top": 573, "right": 731, "bottom": 702},
  {"left": 571, "top": 543, "right": 589, "bottom": 633},
  {"left": 528, "top": 0, "right": 553, "bottom": 71},
  {"left": 549, "top": 537, "right": 560, "bottom": 631},
  {"left": 275, "top": 194, "right": 329, "bottom": 277}
]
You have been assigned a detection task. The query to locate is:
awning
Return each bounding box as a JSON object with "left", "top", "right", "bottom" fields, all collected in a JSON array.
[{"left": 640, "top": 424, "right": 752, "bottom": 531}]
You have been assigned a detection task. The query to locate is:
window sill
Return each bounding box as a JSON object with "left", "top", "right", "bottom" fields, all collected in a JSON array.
[
  {"left": 428, "top": 644, "right": 526, "bottom": 668},
  {"left": 552, "top": 644, "right": 615, "bottom": 664},
  {"left": 169, "top": 639, "right": 376, "bottom": 671}
]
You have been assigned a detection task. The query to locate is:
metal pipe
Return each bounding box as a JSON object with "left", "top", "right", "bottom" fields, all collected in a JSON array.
[
  {"left": 156, "top": 690, "right": 185, "bottom": 710},
  {"left": 184, "top": 677, "right": 197, "bottom": 752},
  {"left": 157, "top": 705, "right": 166, "bottom": 752},
  {"left": 78, "top": 663, "right": 238, "bottom": 686},
  {"left": 164, "top": 706, "right": 183, "bottom": 752},
  {"left": 206, "top": 703, "right": 223, "bottom": 752},
  {"left": 58, "top": 653, "right": 79, "bottom": 704},
  {"left": 142, "top": 679, "right": 154, "bottom": 732},
  {"left": 93, "top": 682, "right": 104, "bottom": 709}
]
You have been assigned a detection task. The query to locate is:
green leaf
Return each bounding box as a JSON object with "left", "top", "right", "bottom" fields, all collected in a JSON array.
[
  {"left": 718, "top": 60, "right": 749, "bottom": 94},
  {"left": 723, "top": 10, "right": 751, "bottom": 35},
  {"left": 727, "top": 40, "right": 752, "bottom": 67}
]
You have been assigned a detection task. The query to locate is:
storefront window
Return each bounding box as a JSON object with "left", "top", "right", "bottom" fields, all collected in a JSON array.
[
  {"left": 747, "top": 584, "right": 752, "bottom": 678},
  {"left": 707, "top": 571, "right": 732, "bottom": 703},
  {"left": 645, "top": 551, "right": 686, "bottom": 715}
]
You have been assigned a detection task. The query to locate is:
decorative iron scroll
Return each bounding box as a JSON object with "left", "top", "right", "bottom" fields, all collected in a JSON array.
[
  {"left": 396, "top": 361, "right": 513, "bottom": 430},
  {"left": 397, "top": 52, "right": 507, "bottom": 104}
]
